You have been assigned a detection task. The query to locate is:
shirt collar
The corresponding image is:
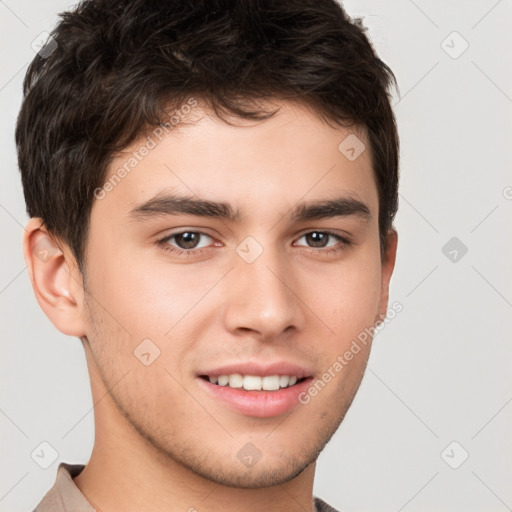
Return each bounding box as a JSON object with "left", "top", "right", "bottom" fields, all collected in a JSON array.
[{"left": 34, "top": 462, "right": 96, "bottom": 512}]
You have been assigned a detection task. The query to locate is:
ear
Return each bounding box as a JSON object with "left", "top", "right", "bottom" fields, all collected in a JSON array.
[
  {"left": 376, "top": 229, "right": 398, "bottom": 323},
  {"left": 23, "top": 218, "right": 87, "bottom": 337}
]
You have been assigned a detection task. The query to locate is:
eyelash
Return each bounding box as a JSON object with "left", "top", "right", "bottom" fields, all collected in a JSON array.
[{"left": 156, "top": 230, "right": 352, "bottom": 257}]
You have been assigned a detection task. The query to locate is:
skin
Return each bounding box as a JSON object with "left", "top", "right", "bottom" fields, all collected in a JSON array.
[{"left": 24, "top": 100, "right": 397, "bottom": 512}]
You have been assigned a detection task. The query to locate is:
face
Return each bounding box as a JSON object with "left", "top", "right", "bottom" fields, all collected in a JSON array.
[{"left": 79, "top": 100, "right": 396, "bottom": 487}]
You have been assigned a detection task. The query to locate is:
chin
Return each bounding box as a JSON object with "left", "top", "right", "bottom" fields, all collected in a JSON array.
[{"left": 193, "top": 457, "right": 314, "bottom": 489}]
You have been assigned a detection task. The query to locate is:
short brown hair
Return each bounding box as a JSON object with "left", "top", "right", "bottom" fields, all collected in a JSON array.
[{"left": 16, "top": 0, "right": 399, "bottom": 270}]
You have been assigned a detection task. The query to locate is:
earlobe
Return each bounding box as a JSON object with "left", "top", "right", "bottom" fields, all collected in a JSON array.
[{"left": 23, "top": 218, "right": 86, "bottom": 337}]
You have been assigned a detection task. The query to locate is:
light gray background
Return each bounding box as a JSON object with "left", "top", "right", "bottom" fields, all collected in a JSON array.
[{"left": 1, "top": 1, "right": 511, "bottom": 511}]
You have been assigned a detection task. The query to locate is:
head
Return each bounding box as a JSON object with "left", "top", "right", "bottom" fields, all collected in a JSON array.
[{"left": 18, "top": 0, "right": 399, "bottom": 488}]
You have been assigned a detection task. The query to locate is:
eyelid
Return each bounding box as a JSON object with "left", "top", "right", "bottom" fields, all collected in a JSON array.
[
  {"left": 295, "top": 227, "right": 352, "bottom": 242},
  {"left": 295, "top": 230, "right": 349, "bottom": 243}
]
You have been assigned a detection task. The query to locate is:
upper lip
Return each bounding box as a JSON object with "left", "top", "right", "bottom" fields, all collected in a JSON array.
[{"left": 197, "top": 361, "right": 313, "bottom": 379}]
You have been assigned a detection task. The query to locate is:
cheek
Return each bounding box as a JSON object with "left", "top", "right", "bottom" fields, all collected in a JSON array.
[
  {"left": 309, "top": 248, "right": 382, "bottom": 341},
  {"left": 84, "top": 243, "right": 231, "bottom": 372},
  {"left": 84, "top": 236, "right": 194, "bottom": 335}
]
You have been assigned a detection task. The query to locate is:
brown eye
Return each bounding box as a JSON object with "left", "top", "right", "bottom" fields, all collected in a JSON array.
[
  {"left": 174, "top": 232, "right": 202, "bottom": 249},
  {"left": 295, "top": 231, "right": 349, "bottom": 251},
  {"left": 158, "top": 231, "right": 215, "bottom": 256},
  {"left": 304, "top": 232, "right": 330, "bottom": 248}
]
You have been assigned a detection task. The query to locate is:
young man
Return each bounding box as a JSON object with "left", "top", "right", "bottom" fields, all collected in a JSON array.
[{"left": 17, "top": 1, "right": 399, "bottom": 511}]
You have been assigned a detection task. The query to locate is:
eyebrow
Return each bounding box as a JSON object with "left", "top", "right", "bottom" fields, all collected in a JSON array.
[{"left": 128, "top": 192, "right": 372, "bottom": 223}]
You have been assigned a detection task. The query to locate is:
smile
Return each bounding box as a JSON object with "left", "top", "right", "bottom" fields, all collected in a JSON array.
[{"left": 200, "top": 374, "right": 304, "bottom": 391}]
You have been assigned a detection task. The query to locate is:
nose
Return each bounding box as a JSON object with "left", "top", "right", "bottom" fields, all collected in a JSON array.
[{"left": 222, "top": 243, "right": 305, "bottom": 341}]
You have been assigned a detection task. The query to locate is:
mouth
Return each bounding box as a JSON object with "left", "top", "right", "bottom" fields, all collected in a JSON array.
[
  {"left": 199, "top": 374, "right": 308, "bottom": 391},
  {"left": 196, "top": 363, "right": 314, "bottom": 418}
]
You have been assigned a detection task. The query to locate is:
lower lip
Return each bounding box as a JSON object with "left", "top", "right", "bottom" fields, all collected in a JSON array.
[{"left": 197, "top": 377, "right": 313, "bottom": 418}]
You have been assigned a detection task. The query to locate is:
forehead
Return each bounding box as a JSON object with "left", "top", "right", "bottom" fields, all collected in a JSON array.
[{"left": 94, "top": 101, "right": 378, "bottom": 225}]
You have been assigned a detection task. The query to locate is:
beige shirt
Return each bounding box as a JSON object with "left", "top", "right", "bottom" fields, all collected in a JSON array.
[
  {"left": 34, "top": 462, "right": 339, "bottom": 512},
  {"left": 33, "top": 463, "right": 95, "bottom": 512}
]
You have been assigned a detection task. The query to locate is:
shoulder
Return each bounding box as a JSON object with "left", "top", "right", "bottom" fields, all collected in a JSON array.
[
  {"left": 33, "top": 462, "right": 94, "bottom": 512},
  {"left": 314, "top": 495, "right": 342, "bottom": 512}
]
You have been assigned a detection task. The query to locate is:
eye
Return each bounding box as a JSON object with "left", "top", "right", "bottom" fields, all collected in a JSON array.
[
  {"left": 157, "top": 230, "right": 216, "bottom": 256},
  {"left": 157, "top": 229, "right": 351, "bottom": 258},
  {"left": 294, "top": 231, "right": 351, "bottom": 253}
]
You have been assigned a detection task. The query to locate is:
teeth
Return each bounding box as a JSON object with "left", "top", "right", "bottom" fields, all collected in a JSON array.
[
  {"left": 207, "top": 374, "right": 301, "bottom": 391},
  {"left": 217, "top": 375, "right": 229, "bottom": 386},
  {"left": 243, "top": 375, "right": 261, "bottom": 390},
  {"left": 229, "top": 373, "right": 243, "bottom": 388},
  {"left": 262, "top": 375, "right": 280, "bottom": 390}
]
